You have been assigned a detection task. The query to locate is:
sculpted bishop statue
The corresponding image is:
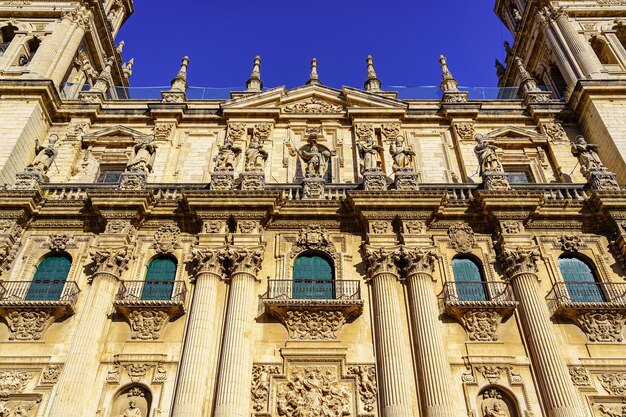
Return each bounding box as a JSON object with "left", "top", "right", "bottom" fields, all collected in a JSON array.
[
  {"left": 357, "top": 136, "right": 383, "bottom": 173},
  {"left": 27, "top": 134, "right": 58, "bottom": 174},
  {"left": 389, "top": 136, "right": 415, "bottom": 171},
  {"left": 474, "top": 134, "right": 503, "bottom": 175},
  {"left": 126, "top": 136, "right": 156, "bottom": 173},
  {"left": 570, "top": 135, "right": 605, "bottom": 176}
]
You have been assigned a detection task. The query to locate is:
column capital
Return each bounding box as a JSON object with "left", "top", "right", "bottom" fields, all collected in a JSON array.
[
  {"left": 400, "top": 246, "right": 438, "bottom": 280},
  {"left": 190, "top": 245, "right": 226, "bottom": 282},
  {"left": 500, "top": 246, "right": 541, "bottom": 279},
  {"left": 63, "top": 5, "right": 92, "bottom": 30},
  {"left": 363, "top": 246, "right": 402, "bottom": 281},
  {"left": 89, "top": 246, "right": 131, "bottom": 281},
  {"left": 225, "top": 245, "right": 265, "bottom": 280}
]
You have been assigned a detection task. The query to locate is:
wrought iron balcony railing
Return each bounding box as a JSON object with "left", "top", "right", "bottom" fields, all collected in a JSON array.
[
  {"left": 443, "top": 281, "right": 516, "bottom": 305},
  {"left": 548, "top": 282, "right": 626, "bottom": 310},
  {"left": 0, "top": 280, "right": 80, "bottom": 305},
  {"left": 115, "top": 280, "right": 187, "bottom": 304},
  {"left": 264, "top": 279, "right": 360, "bottom": 301}
]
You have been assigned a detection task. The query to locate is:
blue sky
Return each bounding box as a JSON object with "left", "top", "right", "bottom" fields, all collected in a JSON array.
[{"left": 117, "top": 1, "right": 513, "bottom": 90}]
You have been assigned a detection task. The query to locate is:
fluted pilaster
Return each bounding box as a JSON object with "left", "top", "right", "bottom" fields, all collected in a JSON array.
[
  {"left": 171, "top": 247, "right": 225, "bottom": 417},
  {"left": 502, "top": 248, "right": 589, "bottom": 417},
  {"left": 403, "top": 248, "right": 455, "bottom": 417},
  {"left": 213, "top": 246, "right": 264, "bottom": 417},
  {"left": 364, "top": 247, "right": 415, "bottom": 417},
  {"left": 48, "top": 247, "right": 130, "bottom": 417}
]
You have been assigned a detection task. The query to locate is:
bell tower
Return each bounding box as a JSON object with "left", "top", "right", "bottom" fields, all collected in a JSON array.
[
  {"left": 495, "top": 0, "right": 626, "bottom": 182},
  {"left": 0, "top": 0, "right": 133, "bottom": 184}
]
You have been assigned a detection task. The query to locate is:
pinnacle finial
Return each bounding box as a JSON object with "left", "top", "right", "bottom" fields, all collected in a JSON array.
[
  {"left": 306, "top": 58, "right": 322, "bottom": 86},
  {"left": 439, "top": 55, "right": 459, "bottom": 92},
  {"left": 170, "top": 56, "right": 189, "bottom": 92},
  {"left": 513, "top": 56, "right": 540, "bottom": 92},
  {"left": 364, "top": 55, "right": 382, "bottom": 92},
  {"left": 246, "top": 55, "right": 263, "bottom": 92},
  {"left": 91, "top": 56, "right": 114, "bottom": 93}
]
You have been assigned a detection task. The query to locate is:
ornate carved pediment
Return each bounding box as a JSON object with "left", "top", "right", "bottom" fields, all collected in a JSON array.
[
  {"left": 282, "top": 97, "right": 344, "bottom": 114},
  {"left": 483, "top": 125, "right": 547, "bottom": 146},
  {"left": 82, "top": 125, "right": 151, "bottom": 147}
]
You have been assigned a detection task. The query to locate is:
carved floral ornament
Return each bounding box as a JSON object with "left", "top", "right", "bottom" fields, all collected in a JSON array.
[
  {"left": 404, "top": 220, "right": 426, "bottom": 234},
  {"left": 4, "top": 309, "right": 55, "bottom": 341},
  {"left": 48, "top": 234, "right": 71, "bottom": 252},
  {"left": 460, "top": 310, "right": 503, "bottom": 342},
  {"left": 454, "top": 122, "right": 475, "bottom": 141},
  {"left": 126, "top": 310, "right": 170, "bottom": 340},
  {"left": 281, "top": 310, "right": 346, "bottom": 340},
  {"left": 599, "top": 372, "right": 626, "bottom": 396},
  {"left": 292, "top": 224, "right": 335, "bottom": 256},
  {"left": 282, "top": 98, "right": 344, "bottom": 114},
  {"left": 355, "top": 123, "right": 374, "bottom": 140},
  {"left": 499, "top": 247, "right": 540, "bottom": 278},
  {"left": 558, "top": 234, "right": 583, "bottom": 252},
  {"left": 575, "top": 311, "right": 624, "bottom": 343},
  {"left": 363, "top": 245, "right": 437, "bottom": 279},
  {"left": 191, "top": 245, "right": 264, "bottom": 279},
  {"left": 227, "top": 123, "right": 246, "bottom": 141},
  {"left": 381, "top": 123, "right": 401, "bottom": 140},
  {"left": 90, "top": 246, "right": 131, "bottom": 277},
  {"left": 569, "top": 366, "right": 591, "bottom": 387},
  {"left": 0, "top": 371, "right": 32, "bottom": 395}
]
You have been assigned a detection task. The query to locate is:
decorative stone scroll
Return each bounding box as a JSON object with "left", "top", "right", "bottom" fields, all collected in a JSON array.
[
  {"left": 126, "top": 310, "right": 171, "bottom": 340},
  {"left": 282, "top": 98, "right": 344, "bottom": 114},
  {"left": 281, "top": 310, "right": 346, "bottom": 340},
  {"left": 461, "top": 310, "right": 503, "bottom": 342},
  {"left": 4, "top": 310, "right": 55, "bottom": 341}
]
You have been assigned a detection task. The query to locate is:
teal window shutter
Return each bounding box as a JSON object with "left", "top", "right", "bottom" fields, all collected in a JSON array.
[
  {"left": 26, "top": 255, "right": 71, "bottom": 301},
  {"left": 141, "top": 257, "right": 177, "bottom": 301},
  {"left": 558, "top": 257, "right": 604, "bottom": 302},
  {"left": 292, "top": 253, "right": 334, "bottom": 299},
  {"left": 452, "top": 258, "right": 487, "bottom": 301}
]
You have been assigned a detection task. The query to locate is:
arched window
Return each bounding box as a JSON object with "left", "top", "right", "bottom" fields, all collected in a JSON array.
[
  {"left": 452, "top": 257, "right": 487, "bottom": 301},
  {"left": 292, "top": 253, "right": 334, "bottom": 299},
  {"left": 141, "top": 257, "right": 177, "bottom": 301},
  {"left": 590, "top": 35, "right": 618, "bottom": 65},
  {"left": 558, "top": 255, "right": 605, "bottom": 302},
  {"left": 26, "top": 254, "right": 71, "bottom": 301},
  {"left": 0, "top": 25, "right": 17, "bottom": 56}
]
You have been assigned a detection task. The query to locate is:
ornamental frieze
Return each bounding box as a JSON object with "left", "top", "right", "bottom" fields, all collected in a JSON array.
[
  {"left": 599, "top": 372, "right": 626, "bottom": 395},
  {"left": 281, "top": 310, "right": 346, "bottom": 340},
  {"left": 282, "top": 98, "right": 344, "bottom": 114}
]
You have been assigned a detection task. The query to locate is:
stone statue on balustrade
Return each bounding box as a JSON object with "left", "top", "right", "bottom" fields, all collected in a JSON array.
[
  {"left": 300, "top": 139, "right": 330, "bottom": 178},
  {"left": 474, "top": 134, "right": 503, "bottom": 175},
  {"left": 357, "top": 136, "right": 383, "bottom": 173},
  {"left": 245, "top": 133, "right": 269, "bottom": 171},
  {"left": 570, "top": 135, "right": 619, "bottom": 190},
  {"left": 214, "top": 136, "right": 242, "bottom": 171},
  {"left": 26, "top": 134, "right": 58, "bottom": 174},
  {"left": 389, "top": 136, "right": 415, "bottom": 172},
  {"left": 126, "top": 136, "right": 156, "bottom": 173}
]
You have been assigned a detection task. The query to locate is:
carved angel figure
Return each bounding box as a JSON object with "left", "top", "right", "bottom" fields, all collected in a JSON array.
[
  {"left": 27, "top": 134, "right": 58, "bottom": 174},
  {"left": 126, "top": 136, "right": 156, "bottom": 173},
  {"left": 357, "top": 136, "right": 383, "bottom": 173},
  {"left": 474, "top": 134, "right": 503, "bottom": 174},
  {"left": 245, "top": 133, "right": 269, "bottom": 171},
  {"left": 389, "top": 136, "right": 415, "bottom": 171},
  {"left": 300, "top": 140, "right": 330, "bottom": 178},
  {"left": 118, "top": 400, "right": 142, "bottom": 417},
  {"left": 214, "top": 137, "right": 242, "bottom": 170},
  {"left": 570, "top": 135, "right": 605, "bottom": 177}
]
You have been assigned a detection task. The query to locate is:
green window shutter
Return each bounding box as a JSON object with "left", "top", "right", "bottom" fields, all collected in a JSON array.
[
  {"left": 293, "top": 254, "right": 334, "bottom": 300},
  {"left": 26, "top": 255, "right": 71, "bottom": 301},
  {"left": 558, "top": 257, "right": 604, "bottom": 302},
  {"left": 141, "top": 257, "right": 177, "bottom": 301},
  {"left": 452, "top": 258, "right": 487, "bottom": 301}
]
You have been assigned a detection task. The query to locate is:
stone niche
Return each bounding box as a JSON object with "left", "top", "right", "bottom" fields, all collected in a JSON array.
[{"left": 108, "top": 384, "right": 152, "bottom": 417}]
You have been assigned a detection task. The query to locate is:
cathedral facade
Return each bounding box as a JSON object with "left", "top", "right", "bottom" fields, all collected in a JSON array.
[{"left": 0, "top": 1, "right": 625, "bottom": 417}]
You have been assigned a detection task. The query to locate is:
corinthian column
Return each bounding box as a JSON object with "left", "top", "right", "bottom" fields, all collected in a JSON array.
[
  {"left": 401, "top": 248, "right": 455, "bottom": 417},
  {"left": 501, "top": 247, "right": 589, "bottom": 417},
  {"left": 213, "top": 245, "right": 264, "bottom": 417},
  {"left": 48, "top": 245, "right": 131, "bottom": 417},
  {"left": 171, "top": 247, "right": 226, "bottom": 417},
  {"left": 27, "top": 6, "right": 91, "bottom": 86},
  {"left": 364, "top": 247, "right": 415, "bottom": 417}
]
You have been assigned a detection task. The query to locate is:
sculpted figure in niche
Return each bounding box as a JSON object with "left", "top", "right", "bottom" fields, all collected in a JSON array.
[
  {"left": 214, "top": 136, "right": 242, "bottom": 170},
  {"left": 389, "top": 136, "right": 415, "bottom": 171},
  {"left": 570, "top": 135, "right": 605, "bottom": 176},
  {"left": 300, "top": 139, "right": 330, "bottom": 178},
  {"left": 245, "top": 133, "right": 268, "bottom": 171},
  {"left": 118, "top": 400, "right": 142, "bottom": 417},
  {"left": 481, "top": 388, "right": 512, "bottom": 417},
  {"left": 127, "top": 136, "right": 156, "bottom": 173},
  {"left": 27, "top": 134, "right": 58, "bottom": 174},
  {"left": 474, "top": 134, "right": 503, "bottom": 174},
  {"left": 357, "top": 136, "right": 383, "bottom": 173}
]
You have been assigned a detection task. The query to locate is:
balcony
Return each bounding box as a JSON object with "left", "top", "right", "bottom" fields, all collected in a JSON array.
[
  {"left": 442, "top": 281, "right": 518, "bottom": 342},
  {"left": 114, "top": 280, "right": 187, "bottom": 340},
  {"left": 0, "top": 280, "right": 80, "bottom": 340},
  {"left": 262, "top": 280, "right": 364, "bottom": 340},
  {"left": 548, "top": 282, "right": 626, "bottom": 343}
]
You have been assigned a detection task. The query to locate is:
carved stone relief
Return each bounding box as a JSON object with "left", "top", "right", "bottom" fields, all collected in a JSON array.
[
  {"left": 479, "top": 387, "right": 515, "bottom": 417},
  {"left": 127, "top": 310, "right": 170, "bottom": 340},
  {"left": 370, "top": 220, "right": 389, "bottom": 234},
  {"left": 454, "top": 123, "right": 475, "bottom": 141},
  {"left": 4, "top": 310, "right": 54, "bottom": 341},
  {"left": 282, "top": 310, "right": 346, "bottom": 340},
  {"left": 576, "top": 311, "right": 624, "bottom": 343},
  {"left": 500, "top": 247, "right": 540, "bottom": 278},
  {"left": 500, "top": 221, "right": 524, "bottom": 235},
  {"left": 461, "top": 310, "right": 502, "bottom": 342},
  {"left": 0, "top": 396, "right": 41, "bottom": 417},
  {"left": 48, "top": 234, "right": 71, "bottom": 252},
  {"left": 283, "top": 98, "right": 343, "bottom": 114},
  {"left": 381, "top": 123, "right": 401, "bottom": 140},
  {"left": 0, "top": 371, "right": 31, "bottom": 395},
  {"left": 347, "top": 365, "right": 377, "bottom": 412},
  {"left": 152, "top": 224, "right": 181, "bottom": 254},
  {"left": 39, "top": 365, "right": 62, "bottom": 385},
  {"left": 275, "top": 366, "right": 352, "bottom": 417},
  {"left": 251, "top": 365, "right": 281, "bottom": 412},
  {"left": 542, "top": 122, "right": 567, "bottom": 142},
  {"left": 569, "top": 366, "right": 591, "bottom": 387},
  {"left": 598, "top": 372, "right": 626, "bottom": 395},
  {"left": 404, "top": 220, "right": 426, "bottom": 234},
  {"left": 558, "top": 235, "right": 583, "bottom": 252},
  {"left": 448, "top": 223, "right": 475, "bottom": 253},
  {"left": 475, "top": 366, "right": 508, "bottom": 384}
]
